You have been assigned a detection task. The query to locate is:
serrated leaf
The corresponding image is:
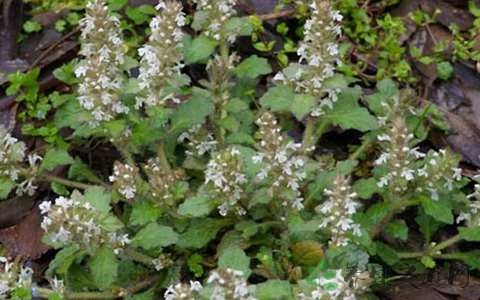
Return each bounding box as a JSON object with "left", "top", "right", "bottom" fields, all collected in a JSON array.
[
  {"left": 234, "top": 55, "right": 272, "bottom": 79},
  {"left": 177, "top": 218, "right": 227, "bottom": 249},
  {"left": 255, "top": 280, "right": 292, "bottom": 299},
  {"left": 421, "top": 197, "right": 453, "bottom": 224},
  {"left": 218, "top": 246, "right": 251, "bottom": 277},
  {"left": 259, "top": 85, "right": 294, "bottom": 112},
  {"left": 291, "top": 94, "right": 316, "bottom": 120},
  {"left": 46, "top": 245, "right": 81, "bottom": 277},
  {"left": 84, "top": 186, "right": 111, "bottom": 214},
  {"left": 132, "top": 223, "right": 178, "bottom": 250},
  {"left": 183, "top": 35, "right": 218, "bottom": 64},
  {"left": 68, "top": 157, "right": 101, "bottom": 183},
  {"left": 353, "top": 178, "right": 378, "bottom": 199},
  {"left": 41, "top": 148, "right": 74, "bottom": 171},
  {"left": 178, "top": 196, "right": 215, "bottom": 217},
  {"left": 416, "top": 207, "right": 441, "bottom": 243},
  {"left": 385, "top": 220, "right": 408, "bottom": 241},
  {"left": 171, "top": 94, "right": 214, "bottom": 131},
  {"left": 129, "top": 201, "right": 161, "bottom": 226},
  {"left": 0, "top": 178, "right": 15, "bottom": 199},
  {"left": 375, "top": 242, "right": 399, "bottom": 266},
  {"left": 326, "top": 87, "right": 378, "bottom": 132},
  {"left": 89, "top": 247, "right": 118, "bottom": 290},
  {"left": 459, "top": 227, "right": 480, "bottom": 241}
]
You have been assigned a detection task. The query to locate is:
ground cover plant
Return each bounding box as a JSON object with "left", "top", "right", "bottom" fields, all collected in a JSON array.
[{"left": 1, "top": 0, "right": 480, "bottom": 299}]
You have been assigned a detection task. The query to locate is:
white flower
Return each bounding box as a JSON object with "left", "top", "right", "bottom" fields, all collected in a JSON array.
[
  {"left": 136, "top": 0, "right": 186, "bottom": 108},
  {"left": 315, "top": 175, "right": 362, "bottom": 246},
  {"left": 75, "top": 0, "right": 128, "bottom": 126}
]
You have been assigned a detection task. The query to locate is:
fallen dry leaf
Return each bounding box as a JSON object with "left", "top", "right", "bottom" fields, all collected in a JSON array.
[{"left": 0, "top": 206, "right": 50, "bottom": 259}]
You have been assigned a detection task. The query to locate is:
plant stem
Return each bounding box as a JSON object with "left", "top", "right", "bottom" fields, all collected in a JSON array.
[
  {"left": 35, "top": 275, "right": 160, "bottom": 299},
  {"left": 369, "top": 198, "right": 419, "bottom": 239},
  {"left": 301, "top": 117, "right": 330, "bottom": 154},
  {"left": 123, "top": 248, "right": 155, "bottom": 267},
  {"left": 397, "top": 251, "right": 425, "bottom": 259},
  {"left": 349, "top": 137, "right": 374, "bottom": 161},
  {"left": 429, "top": 234, "right": 461, "bottom": 254},
  {"left": 40, "top": 175, "right": 99, "bottom": 190},
  {"left": 156, "top": 142, "right": 171, "bottom": 171}
]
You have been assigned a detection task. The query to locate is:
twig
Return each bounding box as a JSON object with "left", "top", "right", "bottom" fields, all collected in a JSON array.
[
  {"left": 29, "top": 27, "right": 80, "bottom": 69},
  {"left": 258, "top": 9, "right": 296, "bottom": 21}
]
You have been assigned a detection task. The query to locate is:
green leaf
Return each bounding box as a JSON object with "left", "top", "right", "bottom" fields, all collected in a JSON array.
[
  {"left": 40, "top": 148, "right": 75, "bottom": 171},
  {"left": 326, "top": 244, "right": 369, "bottom": 269},
  {"left": 375, "top": 242, "right": 399, "bottom": 266},
  {"left": 291, "top": 94, "right": 316, "bottom": 120},
  {"left": 436, "top": 61, "right": 454, "bottom": 80},
  {"left": 108, "top": 0, "right": 128, "bottom": 10},
  {"left": 178, "top": 196, "right": 215, "bottom": 217},
  {"left": 171, "top": 93, "right": 214, "bottom": 131},
  {"left": 322, "top": 270, "right": 337, "bottom": 280},
  {"left": 129, "top": 201, "right": 162, "bottom": 226},
  {"left": 326, "top": 87, "right": 378, "bottom": 132},
  {"left": 234, "top": 55, "right": 272, "bottom": 79},
  {"left": 259, "top": 85, "right": 295, "bottom": 112},
  {"left": 23, "top": 20, "right": 42, "bottom": 33},
  {"left": 0, "top": 178, "right": 15, "bottom": 199},
  {"left": 183, "top": 35, "right": 218, "bottom": 64},
  {"left": 46, "top": 245, "right": 81, "bottom": 277},
  {"left": 459, "top": 227, "right": 480, "bottom": 241},
  {"left": 89, "top": 247, "right": 118, "bottom": 290},
  {"left": 187, "top": 254, "right": 204, "bottom": 277},
  {"left": 416, "top": 207, "right": 441, "bottom": 243},
  {"left": 177, "top": 218, "right": 227, "bottom": 249},
  {"left": 353, "top": 178, "right": 378, "bottom": 199},
  {"left": 255, "top": 280, "right": 292, "bottom": 299},
  {"left": 385, "top": 220, "right": 408, "bottom": 241},
  {"left": 126, "top": 5, "right": 156, "bottom": 25},
  {"left": 132, "top": 223, "right": 178, "bottom": 250},
  {"left": 53, "top": 63, "right": 77, "bottom": 85},
  {"left": 68, "top": 157, "right": 101, "bottom": 183},
  {"left": 421, "top": 197, "right": 453, "bottom": 224},
  {"left": 84, "top": 186, "right": 111, "bottom": 214},
  {"left": 218, "top": 246, "right": 251, "bottom": 277},
  {"left": 225, "top": 17, "right": 253, "bottom": 37}
]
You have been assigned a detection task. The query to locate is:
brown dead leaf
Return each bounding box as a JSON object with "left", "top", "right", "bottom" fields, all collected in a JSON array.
[{"left": 0, "top": 206, "right": 50, "bottom": 259}]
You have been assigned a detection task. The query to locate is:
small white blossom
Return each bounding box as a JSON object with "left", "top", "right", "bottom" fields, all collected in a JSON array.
[
  {"left": 137, "top": 1, "right": 186, "bottom": 108},
  {"left": 109, "top": 161, "right": 138, "bottom": 201},
  {"left": 40, "top": 191, "right": 129, "bottom": 253},
  {"left": 75, "top": 0, "right": 128, "bottom": 127},
  {"left": 253, "top": 112, "right": 306, "bottom": 210},
  {"left": 164, "top": 280, "right": 203, "bottom": 300},
  {"left": 316, "top": 175, "right": 362, "bottom": 246},
  {"left": 207, "top": 269, "right": 256, "bottom": 300},
  {"left": 205, "top": 147, "right": 248, "bottom": 216},
  {"left": 193, "top": 0, "right": 237, "bottom": 43}
]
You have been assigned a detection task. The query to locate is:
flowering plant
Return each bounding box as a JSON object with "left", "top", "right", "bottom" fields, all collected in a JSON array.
[{"left": 2, "top": 0, "right": 479, "bottom": 299}]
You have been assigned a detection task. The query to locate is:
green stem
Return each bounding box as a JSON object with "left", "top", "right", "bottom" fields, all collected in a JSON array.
[
  {"left": 349, "top": 137, "right": 374, "bottom": 161},
  {"left": 40, "top": 175, "right": 98, "bottom": 190},
  {"left": 370, "top": 198, "right": 419, "bottom": 239},
  {"left": 35, "top": 275, "right": 159, "bottom": 299},
  {"left": 123, "top": 248, "right": 155, "bottom": 267},
  {"left": 429, "top": 234, "right": 461, "bottom": 254},
  {"left": 156, "top": 143, "right": 171, "bottom": 171},
  {"left": 301, "top": 117, "right": 330, "bottom": 154},
  {"left": 397, "top": 251, "right": 425, "bottom": 259}
]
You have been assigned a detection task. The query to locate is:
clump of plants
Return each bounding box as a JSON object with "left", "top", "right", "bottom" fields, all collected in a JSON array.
[{"left": 2, "top": 0, "right": 480, "bottom": 299}]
